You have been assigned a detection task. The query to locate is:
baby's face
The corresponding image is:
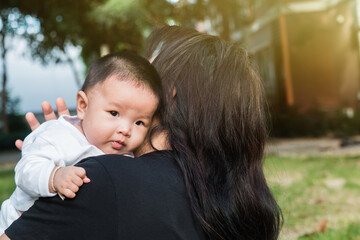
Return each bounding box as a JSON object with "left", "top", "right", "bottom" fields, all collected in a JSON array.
[{"left": 78, "top": 77, "right": 159, "bottom": 154}]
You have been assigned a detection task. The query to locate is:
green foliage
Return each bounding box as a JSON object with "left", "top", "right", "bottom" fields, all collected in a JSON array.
[
  {"left": 158, "top": 0, "right": 262, "bottom": 40},
  {"left": 0, "top": 8, "right": 34, "bottom": 37},
  {"left": 1, "top": 0, "right": 266, "bottom": 73},
  {"left": 0, "top": 98, "right": 30, "bottom": 150},
  {"left": 7, "top": 113, "right": 28, "bottom": 132},
  {"left": 6, "top": 0, "right": 176, "bottom": 70},
  {"left": 13, "top": 0, "right": 108, "bottom": 65},
  {"left": 0, "top": 129, "right": 30, "bottom": 151}
]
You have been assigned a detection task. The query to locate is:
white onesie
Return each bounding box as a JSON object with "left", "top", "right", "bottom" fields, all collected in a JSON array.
[{"left": 0, "top": 115, "right": 104, "bottom": 234}]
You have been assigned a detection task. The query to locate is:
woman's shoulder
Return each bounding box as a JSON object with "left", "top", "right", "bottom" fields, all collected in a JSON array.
[
  {"left": 76, "top": 151, "right": 182, "bottom": 190},
  {"left": 76, "top": 151, "right": 206, "bottom": 239},
  {"left": 83, "top": 151, "right": 180, "bottom": 182},
  {"left": 83, "top": 150, "right": 176, "bottom": 170}
]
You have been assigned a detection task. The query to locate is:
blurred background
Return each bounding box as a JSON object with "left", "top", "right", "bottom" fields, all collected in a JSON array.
[{"left": 1, "top": 0, "right": 360, "bottom": 239}]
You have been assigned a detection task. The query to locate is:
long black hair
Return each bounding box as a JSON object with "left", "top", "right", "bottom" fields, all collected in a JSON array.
[{"left": 145, "top": 26, "right": 282, "bottom": 239}]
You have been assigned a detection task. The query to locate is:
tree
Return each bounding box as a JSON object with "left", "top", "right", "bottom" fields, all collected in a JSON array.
[
  {"left": 0, "top": 6, "right": 38, "bottom": 134},
  {"left": 166, "top": 0, "right": 256, "bottom": 40},
  {"left": 0, "top": 0, "right": 257, "bottom": 135},
  {"left": 12, "top": 0, "right": 170, "bottom": 82},
  {"left": 82, "top": 0, "right": 176, "bottom": 65},
  {"left": 14, "top": 0, "right": 107, "bottom": 88}
]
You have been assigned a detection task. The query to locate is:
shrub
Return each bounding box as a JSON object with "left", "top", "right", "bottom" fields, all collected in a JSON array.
[
  {"left": 0, "top": 114, "right": 30, "bottom": 151},
  {"left": 268, "top": 106, "right": 360, "bottom": 138}
]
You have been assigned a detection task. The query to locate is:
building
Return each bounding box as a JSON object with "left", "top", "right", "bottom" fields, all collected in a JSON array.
[{"left": 234, "top": 0, "right": 360, "bottom": 112}]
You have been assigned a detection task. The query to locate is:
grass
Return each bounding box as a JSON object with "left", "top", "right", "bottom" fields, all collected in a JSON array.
[
  {"left": 0, "top": 156, "right": 360, "bottom": 239},
  {"left": 297, "top": 223, "right": 360, "bottom": 240},
  {"left": 265, "top": 155, "right": 360, "bottom": 239},
  {"left": 0, "top": 168, "right": 16, "bottom": 204}
]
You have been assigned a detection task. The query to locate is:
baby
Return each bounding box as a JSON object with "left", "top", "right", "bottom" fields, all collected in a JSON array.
[{"left": 0, "top": 51, "right": 161, "bottom": 233}]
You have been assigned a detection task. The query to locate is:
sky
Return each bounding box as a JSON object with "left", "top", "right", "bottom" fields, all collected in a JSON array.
[{"left": 5, "top": 39, "right": 83, "bottom": 114}]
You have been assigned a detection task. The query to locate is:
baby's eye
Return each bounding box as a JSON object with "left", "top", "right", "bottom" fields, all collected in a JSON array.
[
  {"left": 109, "top": 111, "right": 119, "bottom": 117},
  {"left": 135, "top": 121, "right": 144, "bottom": 126}
]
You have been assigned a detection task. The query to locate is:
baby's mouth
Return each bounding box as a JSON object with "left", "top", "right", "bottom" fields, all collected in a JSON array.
[{"left": 111, "top": 141, "right": 125, "bottom": 150}]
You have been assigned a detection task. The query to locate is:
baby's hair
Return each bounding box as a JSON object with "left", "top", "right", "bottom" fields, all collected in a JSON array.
[{"left": 81, "top": 51, "right": 162, "bottom": 99}]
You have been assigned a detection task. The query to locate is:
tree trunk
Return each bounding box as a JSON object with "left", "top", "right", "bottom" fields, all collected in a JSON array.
[
  {"left": 213, "top": 0, "right": 230, "bottom": 41},
  {"left": 1, "top": 33, "right": 9, "bottom": 134},
  {"left": 61, "top": 47, "right": 82, "bottom": 89},
  {"left": 66, "top": 55, "right": 82, "bottom": 89},
  {"left": 279, "top": 14, "right": 294, "bottom": 106},
  {"left": 220, "top": 8, "right": 230, "bottom": 41}
]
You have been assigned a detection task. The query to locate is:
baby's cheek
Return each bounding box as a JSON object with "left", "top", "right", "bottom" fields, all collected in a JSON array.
[
  {"left": 87, "top": 130, "right": 104, "bottom": 146},
  {"left": 136, "top": 130, "right": 148, "bottom": 144}
]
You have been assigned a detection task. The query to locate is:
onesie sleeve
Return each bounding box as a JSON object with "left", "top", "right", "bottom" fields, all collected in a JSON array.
[
  {"left": 15, "top": 136, "right": 61, "bottom": 198},
  {"left": 5, "top": 158, "right": 117, "bottom": 240}
]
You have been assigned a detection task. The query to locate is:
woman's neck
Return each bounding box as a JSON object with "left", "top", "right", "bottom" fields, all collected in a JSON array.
[{"left": 134, "top": 130, "right": 170, "bottom": 156}]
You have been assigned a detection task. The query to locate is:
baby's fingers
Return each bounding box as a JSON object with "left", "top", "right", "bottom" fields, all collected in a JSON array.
[
  {"left": 56, "top": 98, "right": 70, "bottom": 116},
  {"left": 83, "top": 176, "right": 91, "bottom": 183},
  {"left": 74, "top": 166, "right": 91, "bottom": 183},
  {"left": 62, "top": 184, "right": 79, "bottom": 198},
  {"left": 72, "top": 176, "right": 84, "bottom": 187},
  {"left": 62, "top": 189, "right": 76, "bottom": 198},
  {"left": 69, "top": 182, "right": 80, "bottom": 194},
  {"left": 25, "top": 112, "right": 41, "bottom": 131},
  {"left": 74, "top": 167, "right": 87, "bottom": 178},
  {"left": 15, "top": 139, "right": 23, "bottom": 150},
  {"left": 58, "top": 182, "right": 80, "bottom": 198}
]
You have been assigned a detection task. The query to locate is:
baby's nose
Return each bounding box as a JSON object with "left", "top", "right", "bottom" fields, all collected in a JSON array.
[{"left": 117, "top": 123, "right": 131, "bottom": 137}]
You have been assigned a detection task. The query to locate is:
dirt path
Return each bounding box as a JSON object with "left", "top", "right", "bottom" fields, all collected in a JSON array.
[
  {"left": 266, "top": 136, "right": 360, "bottom": 157},
  {"left": 0, "top": 150, "right": 20, "bottom": 170}
]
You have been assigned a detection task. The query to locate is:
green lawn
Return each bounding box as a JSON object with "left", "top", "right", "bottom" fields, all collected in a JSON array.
[
  {"left": 1, "top": 156, "right": 360, "bottom": 239},
  {"left": 0, "top": 168, "right": 16, "bottom": 203},
  {"left": 265, "top": 155, "right": 360, "bottom": 240}
]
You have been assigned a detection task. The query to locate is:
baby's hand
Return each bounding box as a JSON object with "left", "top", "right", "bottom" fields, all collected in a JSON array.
[{"left": 52, "top": 166, "right": 90, "bottom": 198}]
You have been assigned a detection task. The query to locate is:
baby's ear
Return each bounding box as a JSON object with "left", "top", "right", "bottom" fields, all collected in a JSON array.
[{"left": 76, "top": 91, "right": 88, "bottom": 120}]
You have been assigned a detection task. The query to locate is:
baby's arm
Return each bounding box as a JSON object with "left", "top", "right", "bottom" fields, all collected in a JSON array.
[
  {"left": 15, "top": 137, "right": 61, "bottom": 198},
  {"left": 16, "top": 127, "right": 90, "bottom": 200},
  {"left": 50, "top": 166, "right": 90, "bottom": 198},
  {"left": 14, "top": 99, "right": 88, "bottom": 199}
]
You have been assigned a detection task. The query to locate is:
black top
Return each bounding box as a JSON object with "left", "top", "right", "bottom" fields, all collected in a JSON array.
[{"left": 5, "top": 151, "right": 206, "bottom": 240}]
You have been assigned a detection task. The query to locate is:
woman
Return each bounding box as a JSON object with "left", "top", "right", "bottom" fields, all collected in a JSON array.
[{"left": 2, "top": 25, "right": 282, "bottom": 239}]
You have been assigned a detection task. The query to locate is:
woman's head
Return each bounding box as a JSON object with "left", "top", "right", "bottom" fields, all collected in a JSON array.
[
  {"left": 146, "top": 26, "right": 265, "bottom": 165},
  {"left": 145, "top": 26, "right": 281, "bottom": 239}
]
